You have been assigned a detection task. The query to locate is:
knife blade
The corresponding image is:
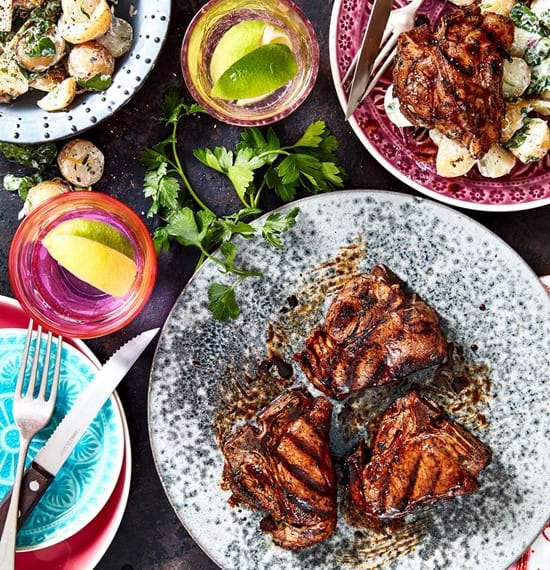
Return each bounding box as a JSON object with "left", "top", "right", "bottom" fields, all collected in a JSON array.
[
  {"left": 0, "top": 328, "right": 159, "bottom": 533},
  {"left": 345, "top": 0, "right": 394, "bottom": 120}
]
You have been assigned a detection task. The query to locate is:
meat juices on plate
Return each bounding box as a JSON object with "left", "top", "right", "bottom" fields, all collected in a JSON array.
[
  {"left": 294, "top": 265, "right": 448, "bottom": 400},
  {"left": 221, "top": 387, "right": 337, "bottom": 549},
  {"left": 393, "top": 5, "right": 514, "bottom": 159},
  {"left": 348, "top": 391, "right": 491, "bottom": 519}
]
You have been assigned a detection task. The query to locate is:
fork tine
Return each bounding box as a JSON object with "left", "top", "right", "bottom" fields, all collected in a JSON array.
[
  {"left": 15, "top": 320, "right": 34, "bottom": 398},
  {"left": 369, "top": 31, "right": 398, "bottom": 78},
  {"left": 37, "top": 331, "right": 53, "bottom": 400},
  {"left": 47, "top": 336, "right": 62, "bottom": 404},
  {"left": 25, "top": 325, "right": 42, "bottom": 399},
  {"left": 362, "top": 44, "right": 398, "bottom": 101},
  {"left": 342, "top": 20, "right": 394, "bottom": 84}
]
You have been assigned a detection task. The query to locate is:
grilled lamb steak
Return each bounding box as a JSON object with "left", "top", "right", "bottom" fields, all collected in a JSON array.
[
  {"left": 294, "top": 266, "right": 447, "bottom": 400},
  {"left": 221, "top": 387, "right": 337, "bottom": 549},
  {"left": 348, "top": 391, "right": 491, "bottom": 519},
  {"left": 393, "top": 6, "right": 514, "bottom": 158}
]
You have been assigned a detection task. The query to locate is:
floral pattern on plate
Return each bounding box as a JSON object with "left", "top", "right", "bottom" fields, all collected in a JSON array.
[
  {"left": 329, "top": 0, "right": 550, "bottom": 211},
  {"left": 0, "top": 330, "right": 124, "bottom": 550}
]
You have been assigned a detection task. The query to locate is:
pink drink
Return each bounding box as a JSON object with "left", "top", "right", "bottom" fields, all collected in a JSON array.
[{"left": 9, "top": 193, "right": 157, "bottom": 339}]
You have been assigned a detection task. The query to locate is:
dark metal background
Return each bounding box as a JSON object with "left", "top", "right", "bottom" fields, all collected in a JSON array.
[{"left": 0, "top": 1, "right": 549, "bottom": 568}]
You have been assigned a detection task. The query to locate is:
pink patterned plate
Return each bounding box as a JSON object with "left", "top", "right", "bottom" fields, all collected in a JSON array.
[
  {"left": 329, "top": 0, "right": 550, "bottom": 211},
  {"left": 0, "top": 295, "right": 132, "bottom": 569}
]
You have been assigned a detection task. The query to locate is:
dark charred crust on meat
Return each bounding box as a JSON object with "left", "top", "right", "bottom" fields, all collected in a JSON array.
[
  {"left": 221, "top": 388, "right": 337, "bottom": 549},
  {"left": 393, "top": 5, "right": 514, "bottom": 158},
  {"left": 347, "top": 391, "right": 491, "bottom": 519},
  {"left": 294, "top": 265, "right": 448, "bottom": 400}
]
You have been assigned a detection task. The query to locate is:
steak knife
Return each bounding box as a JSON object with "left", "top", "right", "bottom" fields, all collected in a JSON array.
[
  {"left": 0, "top": 328, "right": 159, "bottom": 533},
  {"left": 345, "top": 0, "right": 394, "bottom": 119}
]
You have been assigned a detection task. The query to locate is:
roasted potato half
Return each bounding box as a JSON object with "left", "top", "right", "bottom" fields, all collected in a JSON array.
[
  {"left": 25, "top": 180, "right": 71, "bottom": 214},
  {"left": 37, "top": 77, "right": 77, "bottom": 111},
  {"left": 57, "top": 139, "right": 105, "bottom": 187},
  {"left": 60, "top": 0, "right": 112, "bottom": 44},
  {"left": 30, "top": 66, "right": 67, "bottom": 91},
  {"left": 509, "top": 118, "right": 550, "bottom": 164},
  {"left": 0, "top": 57, "right": 29, "bottom": 101},
  {"left": 502, "top": 57, "right": 531, "bottom": 99},
  {"left": 16, "top": 29, "right": 66, "bottom": 72},
  {"left": 14, "top": 0, "right": 45, "bottom": 9},
  {"left": 436, "top": 135, "right": 476, "bottom": 177},
  {"left": 67, "top": 40, "right": 114, "bottom": 82},
  {"left": 97, "top": 16, "right": 133, "bottom": 58},
  {"left": 477, "top": 145, "right": 516, "bottom": 178}
]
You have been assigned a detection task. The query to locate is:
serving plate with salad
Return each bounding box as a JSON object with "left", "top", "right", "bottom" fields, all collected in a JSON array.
[{"left": 330, "top": 0, "right": 550, "bottom": 211}]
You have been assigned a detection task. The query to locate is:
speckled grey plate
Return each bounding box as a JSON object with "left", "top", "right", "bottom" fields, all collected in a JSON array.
[
  {"left": 0, "top": 1, "right": 170, "bottom": 143},
  {"left": 149, "top": 191, "right": 550, "bottom": 570}
]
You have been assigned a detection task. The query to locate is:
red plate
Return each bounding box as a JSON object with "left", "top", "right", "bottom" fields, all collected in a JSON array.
[{"left": 0, "top": 295, "right": 132, "bottom": 570}]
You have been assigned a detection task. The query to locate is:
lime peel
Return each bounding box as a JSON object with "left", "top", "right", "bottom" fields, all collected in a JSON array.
[
  {"left": 49, "top": 218, "right": 135, "bottom": 259},
  {"left": 211, "top": 43, "right": 298, "bottom": 101}
]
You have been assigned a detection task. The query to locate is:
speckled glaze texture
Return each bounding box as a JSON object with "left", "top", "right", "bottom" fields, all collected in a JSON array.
[
  {"left": 149, "top": 191, "right": 550, "bottom": 569},
  {"left": 329, "top": 0, "right": 550, "bottom": 212},
  {"left": 0, "top": 0, "right": 171, "bottom": 144}
]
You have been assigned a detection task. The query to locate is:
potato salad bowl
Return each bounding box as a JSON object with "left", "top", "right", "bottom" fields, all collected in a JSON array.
[{"left": 0, "top": 0, "right": 171, "bottom": 143}]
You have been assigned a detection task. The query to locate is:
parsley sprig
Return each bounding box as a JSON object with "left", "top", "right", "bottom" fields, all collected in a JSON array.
[
  {"left": 194, "top": 119, "right": 345, "bottom": 207},
  {"left": 141, "top": 91, "right": 345, "bottom": 321}
]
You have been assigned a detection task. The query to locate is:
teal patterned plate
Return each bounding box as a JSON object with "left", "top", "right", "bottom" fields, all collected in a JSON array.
[{"left": 0, "top": 329, "right": 124, "bottom": 551}]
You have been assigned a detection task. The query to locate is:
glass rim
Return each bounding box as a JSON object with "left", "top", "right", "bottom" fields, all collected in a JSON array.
[
  {"left": 180, "top": 0, "right": 320, "bottom": 127},
  {"left": 8, "top": 191, "right": 157, "bottom": 339}
]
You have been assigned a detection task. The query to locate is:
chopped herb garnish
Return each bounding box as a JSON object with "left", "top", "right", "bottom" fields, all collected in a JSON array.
[
  {"left": 0, "top": 142, "right": 57, "bottom": 169},
  {"left": 510, "top": 3, "right": 542, "bottom": 34},
  {"left": 3, "top": 173, "right": 41, "bottom": 200},
  {"left": 26, "top": 36, "right": 56, "bottom": 57},
  {"left": 77, "top": 73, "right": 113, "bottom": 92},
  {"left": 506, "top": 120, "right": 532, "bottom": 149}
]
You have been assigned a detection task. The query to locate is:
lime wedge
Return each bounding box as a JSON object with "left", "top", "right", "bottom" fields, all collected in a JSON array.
[
  {"left": 211, "top": 43, "right": 298, "bottom": 101},
  {"left": 210, "top": 20, "right": 267, "bottom": 83},
  {"left": 49, "top": 218, "right": 134, "bottom": 259},
  {"left": 42, "top": 234, "right": 137, "bottom": 298}
]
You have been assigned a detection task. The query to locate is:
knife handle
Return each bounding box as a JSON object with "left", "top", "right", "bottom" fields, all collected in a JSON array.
[{"left": 0, "top": 462, "right": 54, "bottom": 535}]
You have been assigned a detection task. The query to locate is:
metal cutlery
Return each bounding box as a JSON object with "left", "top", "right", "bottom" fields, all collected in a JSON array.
[
  {"left": 0, "top": 320, "right": 62, "bottom": 569},
  {"left": 0, "top": 327, "right": 159, "bottom": 539},
  {"left": 344, "top": 0, "right": 424, "bottom": 118}
]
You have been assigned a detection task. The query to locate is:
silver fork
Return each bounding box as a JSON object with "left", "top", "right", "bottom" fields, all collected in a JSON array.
[
  {"left": 0, "top": 320, "right": 62, "bottom": 569},
  {"left": 343, "top": 0, "right": 425, "bottom": 100}
]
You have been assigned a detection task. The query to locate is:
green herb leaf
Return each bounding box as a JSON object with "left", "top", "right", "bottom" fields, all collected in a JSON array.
[
  {"left": 265, "top": 166, "right": 298, "bottom": 202},
  {"left": 524, "top": 37, "right": 550, "bottom": 66},
  {"left": 77, "top": 74, "right": 113, "bottom": 92},
  {"left": 143, "top": 162, "right": 180, "bottom": 217},
  {"left": 506, "top": 120, "right": 531, "bottom": 149},
  {"left": 208, "top": 282, "right": 240, "bottom": 321},
  {"left": 292, "top": 120, "right": 326, "bottom": 148},
  {"left": 153, "top": 226, "right": 171, "bottom": 254},
  {"left": 27, "top": 36, "right": 56, "bottom": 57},
  {"left": 163, "top": 89, "right": 204, "bottom": 125},
  {"left": 236, "top": 127, "right": 280, "bottom": 164},
  {"left": 0, "top": 142, "right": 57, "bottom": 169},
  {"left": 3, "top": 173, "right": 41, "bottom": 200},
  {"left": 262, "top": 207, "right": 299, "bottom": 249},
  {"left": 510, "top": 3, "right": 542, "bottom": 33},
  {"left": 215, "top": 218, "right": 257, "bottom": 242},
  {"left": 166, "top": 207, "right": 216, "bottom": 248}
]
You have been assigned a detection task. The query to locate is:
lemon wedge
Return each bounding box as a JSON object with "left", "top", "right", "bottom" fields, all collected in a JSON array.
[{"left": 42, "top": 234, "right": 137, "bottom": 298}]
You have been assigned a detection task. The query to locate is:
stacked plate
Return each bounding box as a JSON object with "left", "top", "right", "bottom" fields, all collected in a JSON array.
[{"left": 0, "top": 295, "right": 131, "bottom": 569}]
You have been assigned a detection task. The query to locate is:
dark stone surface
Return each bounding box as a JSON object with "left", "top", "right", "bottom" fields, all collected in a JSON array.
[{"left": 0, "top": 1, "right": 549, "bottom": 569}]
